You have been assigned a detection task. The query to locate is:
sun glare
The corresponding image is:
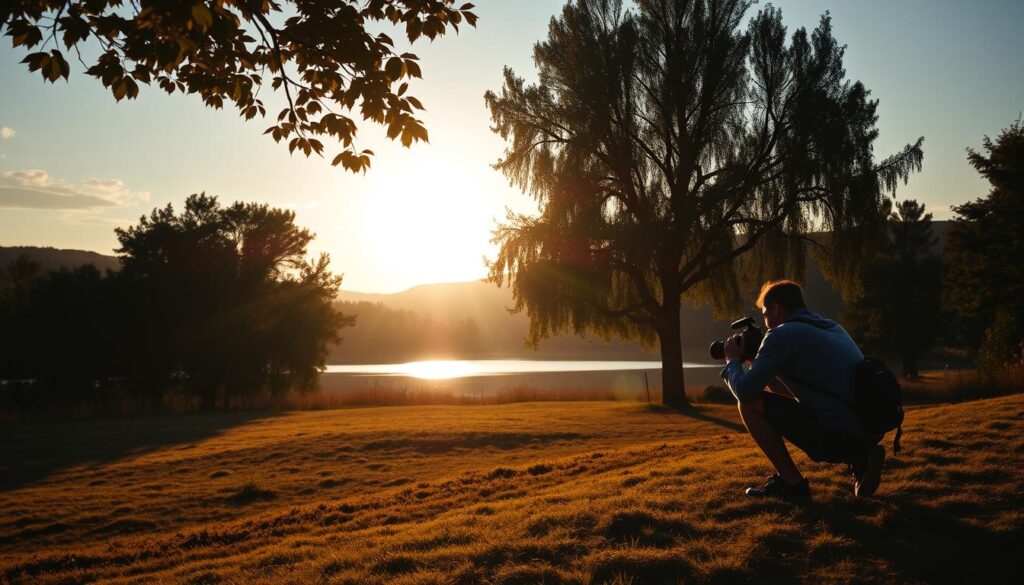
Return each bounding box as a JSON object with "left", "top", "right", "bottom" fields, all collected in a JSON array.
[
  {"left": 398, "top": 360, "right": 483, "bottom": 380},
  {"left": 342, "top": 150, "right": 515, "bottom": 292}
]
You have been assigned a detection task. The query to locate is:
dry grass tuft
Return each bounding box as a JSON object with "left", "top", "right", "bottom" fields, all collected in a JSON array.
[{"left": 227, "top": 481, "right": 276, "bottom": 505}]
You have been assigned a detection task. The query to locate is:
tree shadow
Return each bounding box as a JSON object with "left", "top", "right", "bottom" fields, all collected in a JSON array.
[
  {"left": 644, "top": 402, "right": 746, "bottom": 433},
  {"left": 0, "top": 411, "right": 279, "bottom": 492}
]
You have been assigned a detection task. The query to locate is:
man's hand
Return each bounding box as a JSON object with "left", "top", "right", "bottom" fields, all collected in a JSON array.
[{"left": 723, "top": 334, "right": 744, "bottom": 362}]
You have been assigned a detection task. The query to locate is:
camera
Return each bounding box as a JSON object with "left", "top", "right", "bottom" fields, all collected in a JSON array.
[{"left": 709, "top": 316, "right": 764, "bottom": 361}]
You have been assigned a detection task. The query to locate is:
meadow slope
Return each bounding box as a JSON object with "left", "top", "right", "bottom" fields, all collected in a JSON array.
[{"left": 1, "top": 395, "right": 1021, "bottom": 584}]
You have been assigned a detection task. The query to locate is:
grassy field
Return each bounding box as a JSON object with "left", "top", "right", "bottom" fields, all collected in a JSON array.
[{"left": 1, "top": 395, "right": 1021, "bottom": 584}]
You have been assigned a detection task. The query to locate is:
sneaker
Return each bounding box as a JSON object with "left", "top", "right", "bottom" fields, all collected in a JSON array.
[
  {"left": 744, "top": 474, "right": 811, "bottom": 499},
  {"left": 853, "top": 445, "right": 885, "bottom": 498}
]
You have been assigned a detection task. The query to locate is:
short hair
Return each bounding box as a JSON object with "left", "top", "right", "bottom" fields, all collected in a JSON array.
[{"left": 756, "top": 280, "right": 806, "bottom": 313}]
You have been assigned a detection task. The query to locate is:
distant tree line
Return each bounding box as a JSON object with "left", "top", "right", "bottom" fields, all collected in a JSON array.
[{"left": 0, "top": 194, "right": 351, "bottom": 416}]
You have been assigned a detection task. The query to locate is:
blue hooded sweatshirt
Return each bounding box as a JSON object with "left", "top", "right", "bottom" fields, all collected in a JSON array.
[{"left": 720, "top": 308, "right": 878, "bottom": 439}]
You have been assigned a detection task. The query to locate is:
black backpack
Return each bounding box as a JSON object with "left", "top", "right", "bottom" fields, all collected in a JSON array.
[
  {"left": 850, "top": 357, "right": 905, "bottom": 453},
  {"left": 787, "top": 319, "right": 906, "bottom": 454}
]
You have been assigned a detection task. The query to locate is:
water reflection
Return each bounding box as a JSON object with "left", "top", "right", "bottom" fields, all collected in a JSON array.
[{"left": 324, "top": 359, "right": 716, "bottom": 380}]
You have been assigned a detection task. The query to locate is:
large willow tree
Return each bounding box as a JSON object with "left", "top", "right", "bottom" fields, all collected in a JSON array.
[{"left": 485, "top": 0, "right": 923, "bottom": 406}]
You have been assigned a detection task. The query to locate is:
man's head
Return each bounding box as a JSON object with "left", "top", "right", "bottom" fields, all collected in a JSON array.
[{"left": 756, "top": 280, "right": 806, "bottom": 328}]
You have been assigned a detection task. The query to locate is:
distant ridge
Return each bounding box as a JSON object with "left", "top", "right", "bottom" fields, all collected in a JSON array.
[
  {"left": 334, "top": 263, "right": 843, "bottom": 362},
  {"left": 0, "top": 246, "right": 120, "bottom": 273},
  {"left": 333, "top": 221, "right": 952, "bottom": 363}
]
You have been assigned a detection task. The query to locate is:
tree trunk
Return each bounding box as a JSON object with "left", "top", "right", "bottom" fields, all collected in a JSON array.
[
  {"left": 151, "top": 384, "right": 165, "bottom": 415},
  {"left": 902, "top": 352, "right": 920, "bottom": 380},
  {"left": 658, "top": 298, "right": 689, "bottom": 408},
  {"left": 199, "top": 377, "right": 218, "bottom": 412}
]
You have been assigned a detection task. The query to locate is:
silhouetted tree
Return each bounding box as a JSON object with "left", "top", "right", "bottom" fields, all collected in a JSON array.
[
  {"left": 485, "top": 0, "right": 923, "bottom": 405},
  {"left": 945, "top": 119, "right": 1024, "bottom": 370},
  {"left": 4, "top": 1, "right": 477, "bottom": 172},
  {"left": 845, "top": 200, "right": 942, "bottom": 378},
  {"left": 116, "top": 193, "right": 352, "bottom": 410}
]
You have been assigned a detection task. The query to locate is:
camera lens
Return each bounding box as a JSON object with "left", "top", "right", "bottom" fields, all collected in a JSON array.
[{"left": 709, "top": 340, "right": 725, "bottom": 360}]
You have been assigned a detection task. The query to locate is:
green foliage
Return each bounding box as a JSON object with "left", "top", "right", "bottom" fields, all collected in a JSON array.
[
  {"left": 845, "top": 199, "right": 942, "bottom": 378},
  {"left": 3, "top": 0, "right": 478, "bottom": 172},
  {"left": 944, "top": 119, "right": 1024, "bottom": 349},
  {"left": 484, "top": 0, "right": 923, "bottom": 402}
]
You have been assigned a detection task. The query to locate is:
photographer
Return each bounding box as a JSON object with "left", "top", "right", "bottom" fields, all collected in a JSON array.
[{"left": 720, "top": 280, "right": 885, "bottom": 499}]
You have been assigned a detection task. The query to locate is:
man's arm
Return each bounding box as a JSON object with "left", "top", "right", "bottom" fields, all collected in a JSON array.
[{"left": 720, "top": 329, "right": 793, "bottom": 403}]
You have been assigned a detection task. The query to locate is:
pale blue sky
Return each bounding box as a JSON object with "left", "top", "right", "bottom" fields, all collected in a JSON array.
[{"left": 1, "top": 0, "right": 1021, "bottom": 292}]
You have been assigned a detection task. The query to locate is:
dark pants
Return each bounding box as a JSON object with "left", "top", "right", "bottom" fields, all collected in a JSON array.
[{"left": 761, "top": 392, "right": 877, "bottom": 464}]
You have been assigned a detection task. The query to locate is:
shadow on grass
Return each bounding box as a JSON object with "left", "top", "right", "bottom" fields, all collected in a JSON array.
[
  {"left": 644, "top": 402, "right": 746, "bottom": 433},
  {"left": 794, "top": 496, "right": 1019, "bottom": 584},
  {"left": 0, "top": 411, "right": 279, "bottom": 492}
]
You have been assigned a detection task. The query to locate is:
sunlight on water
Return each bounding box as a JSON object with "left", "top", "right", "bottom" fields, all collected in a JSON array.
[
  {"left": 324, "top": 359, "right": 717, "bottom": 380},
  {"left": 398, "top": 360, "right": 484, "bottom": 380}
]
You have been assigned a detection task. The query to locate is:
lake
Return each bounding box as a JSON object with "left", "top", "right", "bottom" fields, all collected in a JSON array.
[
  {"left": 320, "top": 359, "right": 724, "bottom": 396},
  {"left": 325, "top": 359, "right": 717, "bottom": 380}
]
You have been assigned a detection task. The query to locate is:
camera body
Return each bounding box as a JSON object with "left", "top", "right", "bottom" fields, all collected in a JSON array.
[{"left": 709, "top": 316, "right": 764, "bottom": 361}]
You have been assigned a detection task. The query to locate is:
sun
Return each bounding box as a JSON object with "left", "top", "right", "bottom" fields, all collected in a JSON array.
[{"left": 350, "top": 152, "right": 499, "bottom": 291}]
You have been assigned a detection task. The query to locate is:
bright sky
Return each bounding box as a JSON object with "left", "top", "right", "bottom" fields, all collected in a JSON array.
[{"left": 1, "top": 0, "right": 1022, "bottom": 293}]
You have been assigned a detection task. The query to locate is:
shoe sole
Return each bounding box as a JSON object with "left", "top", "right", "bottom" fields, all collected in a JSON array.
[
  {"left": 745, "top": 482, "right": 811, "bottom": 500},
  {"left": 855, "top": 445, "right": 885, "bottom": 497}
]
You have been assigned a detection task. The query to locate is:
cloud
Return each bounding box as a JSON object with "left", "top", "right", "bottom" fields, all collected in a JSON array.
[
  {"left": 1, "top": 127, "right": 14, "bottom": 139},
  {"left": 0, "top": 186, "right": 116, "bottom": 210},
  {"left": 82, "top": 177, "right": 150, "bottom": 205},
  {"left": 5, "top": 169, "right": 61, "bottom": 189},
  {"left": 0, "top": 169, "right": 149, "bottom": 210}
]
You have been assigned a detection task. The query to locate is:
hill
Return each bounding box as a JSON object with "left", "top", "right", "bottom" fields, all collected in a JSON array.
[
  {"left": 0, "top": 392, "right": 1018, "bottom": 584},
  {"left": 333, "top": 222, "right": 951, "bottom": 363},
  {"left": 0, "top": 246, "right": 121, "bottom": 273},
  {"left": 333, "top": 257, "right": 844, "bottom": 362}
]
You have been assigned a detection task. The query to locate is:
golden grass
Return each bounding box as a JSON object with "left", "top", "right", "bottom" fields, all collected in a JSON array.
[{"left": 1, "top": 395, "right": 1021, "bottom": 584}]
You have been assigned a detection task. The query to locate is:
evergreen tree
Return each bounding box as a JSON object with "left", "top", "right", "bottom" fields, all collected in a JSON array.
[
  {"left": 485, "top": 0, "right": 923, "bottom": 405},
  {"left": 845, "top": 200, "right": 942, "bottom": 378},
  {"left": 945, "top": 119, "right": 1024, "bottom": 368}
]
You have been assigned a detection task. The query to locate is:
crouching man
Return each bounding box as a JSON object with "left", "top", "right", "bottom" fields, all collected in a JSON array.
[{"left": 720, "top": 280, "right": 885, "bottom": 499}]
